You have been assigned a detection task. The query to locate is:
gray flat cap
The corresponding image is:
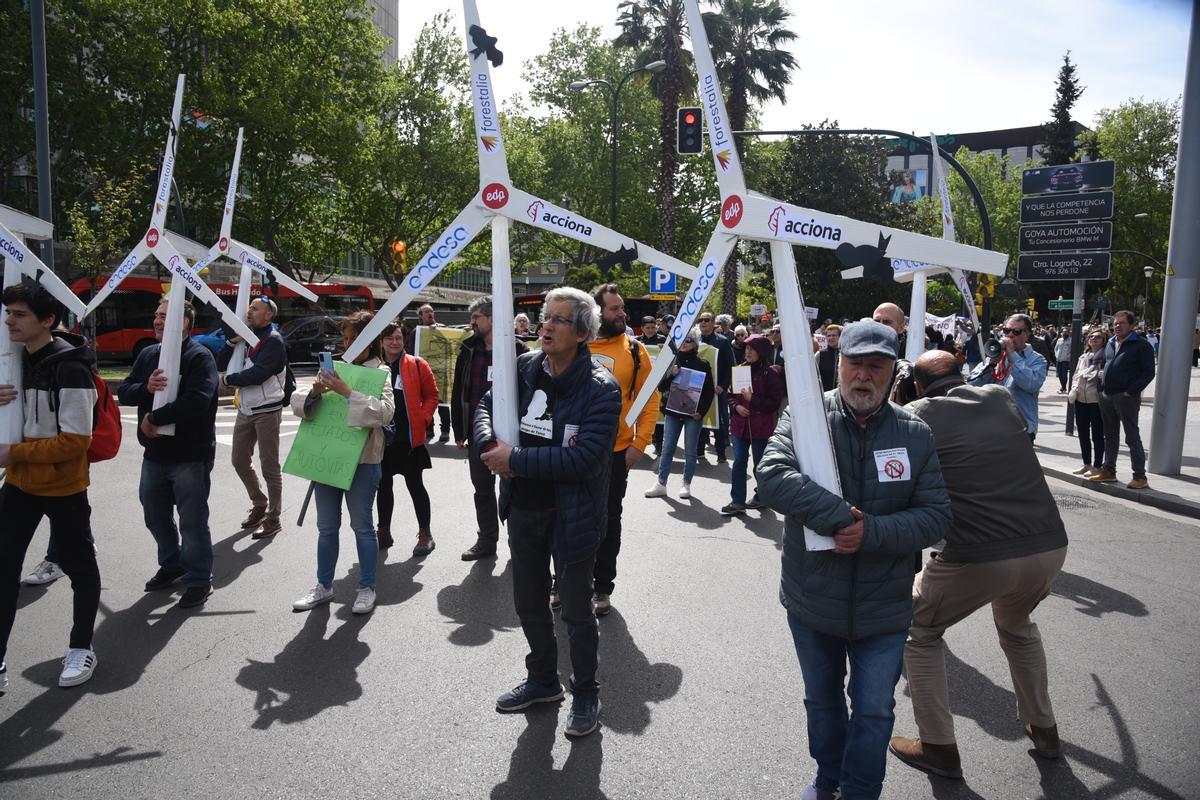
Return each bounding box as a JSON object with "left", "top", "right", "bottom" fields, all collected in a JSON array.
[{"left": 839, "top": 320, "right": 899, "bottom": 360}]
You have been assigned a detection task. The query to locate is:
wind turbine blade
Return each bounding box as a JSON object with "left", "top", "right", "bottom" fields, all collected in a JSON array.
[
  {"left": 340, "top": 202, "right": 491, "bottom": 363},
  {"left": 498, "top": 188, "right": 698, "bottom": 279},
  {"left": 684, "top": 0, "right": 748, "bottom": 199},
  {"left": 84, "top": 240, "right": 152, "bottom": 316},
  {"left": 227, "top": 239, "right": 318, "bottom": 302},
  {"left": 462, "top": 0, "right": 510, "bottom": 186},
  {"left": 625, "top": 234, "right": 737, "bottom": 427},
  {"left": 219, "top": 128, "right": 244, "bottom": 243},
  {"left": 0, "top": 223, "right": 86, "bottom": 316},
  {"left": 191, "top": 242, "right": 224, "bottom": 274},
  {"left": 149, "top": 74, "right": 186, "bottom": 233},
  {"left": 156, "top": 240, "right": 259, "bottom": 346}
]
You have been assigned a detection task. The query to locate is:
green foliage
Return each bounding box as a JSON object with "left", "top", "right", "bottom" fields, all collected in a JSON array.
[
  {"left": 64, "top": 164, "right": 148, "bottom": 282},
  {"left": 1043, "top": 52, "right": 1084, "bottom": 165}
]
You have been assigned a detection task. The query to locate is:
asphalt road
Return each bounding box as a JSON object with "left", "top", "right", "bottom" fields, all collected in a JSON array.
[{"left": 2, "top": 417, "right": 1198, "bottom": 799}]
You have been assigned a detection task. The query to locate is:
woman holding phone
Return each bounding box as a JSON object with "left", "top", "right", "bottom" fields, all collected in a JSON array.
[{"left": 291, "top": 312, "right": 394, "bottom": 615}]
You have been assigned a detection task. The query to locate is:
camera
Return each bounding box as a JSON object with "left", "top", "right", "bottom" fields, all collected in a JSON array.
[{"left": 983, "top": 338, "right": 1004, "bottom": 359}]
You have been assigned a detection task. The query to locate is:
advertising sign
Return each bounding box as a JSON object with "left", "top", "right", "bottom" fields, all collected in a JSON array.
[
  {"left": 1019, "top": 221, "right": 1112, "bottom": 253},
  {"left": 1017, "top": 252, "right": 1112, "bottom": 281},
  {"left": 1020, "top": 191, "right": 1114, "bottom": 224},
  {"left": 1021, "top": 160, "right": 1115, "bottom": 195}
]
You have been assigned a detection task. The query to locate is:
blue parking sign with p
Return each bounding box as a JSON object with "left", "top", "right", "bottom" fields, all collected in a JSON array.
[{"left": 649, "top": 266, "right": 675, "bottom": 294}]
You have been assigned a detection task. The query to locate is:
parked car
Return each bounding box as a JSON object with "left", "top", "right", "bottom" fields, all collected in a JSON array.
[{"left": 280, "top": 315, "right": 346, "bottom": 364}]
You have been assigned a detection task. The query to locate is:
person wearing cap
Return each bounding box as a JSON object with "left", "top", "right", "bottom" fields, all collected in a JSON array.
[
  {"left": 757, "top": 320, "right": 952, "bottom": 800},
  {"left": 218, "top": 295, "right": 288, "bottom": 539}
]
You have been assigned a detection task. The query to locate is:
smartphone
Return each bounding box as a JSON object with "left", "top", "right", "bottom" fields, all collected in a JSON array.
[{"left": 318, "top": 352, "right": 334, "bottom": 375}]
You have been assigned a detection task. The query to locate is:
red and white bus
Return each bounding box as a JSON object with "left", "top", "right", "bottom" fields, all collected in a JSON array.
[{"left": 71, "top": 277, "right": 378, "bottom": 360}]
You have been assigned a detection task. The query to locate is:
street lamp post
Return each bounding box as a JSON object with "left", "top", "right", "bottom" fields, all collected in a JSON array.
[
  {"left": 570, "top": 60, "right": 666, "bottom": 231},
  {"left": 1144, "top": 264, "right": 1155, "bottom": 326}
]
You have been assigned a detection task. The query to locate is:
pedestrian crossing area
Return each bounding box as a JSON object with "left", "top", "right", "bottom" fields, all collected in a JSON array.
[{"left": 118, "top": 405, "right": 303, "bottom": 447}]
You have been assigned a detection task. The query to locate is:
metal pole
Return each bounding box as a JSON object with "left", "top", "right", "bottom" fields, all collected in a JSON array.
[
  {"left": 30, "top": 0, "right": 54, "bottom": 271},
  {"left": 610, "top": 88, "right": 619, "bottom": 230},
  {"left": 1149, "top": 4, "right": 1200, "bottom": 475},
  {"left": 1065, "top": 279, "right": 1085, "bottom": 435}
]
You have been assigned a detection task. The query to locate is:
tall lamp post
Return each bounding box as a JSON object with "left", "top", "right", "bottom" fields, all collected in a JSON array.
[
  {"left": 570, "top": 59, "right": 666, "bottom": 230},
  {"left": 1144, "top": 264, "right": 1155, "bottom": 326}
]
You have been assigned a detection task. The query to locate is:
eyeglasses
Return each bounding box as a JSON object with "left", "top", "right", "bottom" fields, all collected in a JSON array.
[
  {"left": 539, "top": 314, "right": 574, "bottom": 328},
  {"left": 1002, "top": 327, "right": 1027, "bottom": 335}
]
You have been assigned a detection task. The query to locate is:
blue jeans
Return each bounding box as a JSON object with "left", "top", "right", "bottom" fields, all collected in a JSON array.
[
  {"left": 658, "top": 414, "right": 702, "bottom": 485},
  {"left": 788, "top": 614, "right": 907, "bottom": 800},
  {"left": 314, "top": 463, "right": 381, "bottom": 589},
  {"left": 140, "top": 459, "right": 214, "bottom": 588},
  {"left": 730, "top": 435, "right": 767, "bottom": 505}
]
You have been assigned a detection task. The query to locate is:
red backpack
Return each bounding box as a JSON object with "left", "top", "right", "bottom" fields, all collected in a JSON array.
[{"left": 88, "top": 373, "right": 122, "bottom": 462}]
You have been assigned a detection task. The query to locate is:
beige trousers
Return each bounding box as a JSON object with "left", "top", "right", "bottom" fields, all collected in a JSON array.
[
  {"left": 905, "top": 546, "right": 1067, "bottom": 744},
  {"left": 231, "top": 409, "right": 283, "bottom": 521}
]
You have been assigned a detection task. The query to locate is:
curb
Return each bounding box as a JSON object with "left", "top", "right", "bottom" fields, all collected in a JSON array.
[{"left": 1043, "top": 465, "right": 1200, "bottom": 522}]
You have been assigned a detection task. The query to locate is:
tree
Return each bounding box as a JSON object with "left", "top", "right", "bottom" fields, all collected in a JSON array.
[
  {"left": 705, "top": 0, "right": 797, "bottom": 315},
  {"left": 1042, "top": 52, "right": 1084, "bottom": 165},
  {"left": 615, "top": 0, "right": 690, "bottom": 258}
]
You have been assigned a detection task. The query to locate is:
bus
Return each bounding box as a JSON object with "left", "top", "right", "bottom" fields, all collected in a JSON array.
[{"left": 71, "top": 276, "right": 377, "bottom": 360}]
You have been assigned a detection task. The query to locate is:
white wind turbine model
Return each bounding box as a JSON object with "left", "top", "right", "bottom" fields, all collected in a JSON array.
[
  {"left": 0, "top": 205, "right": 88, "bottom": 445},
  {"left": 83, "top": 74, "right": 259, "bottom": 435},
  {"left": 839, "top": 134, "right": 991, "bottom": 361},
  {"left": 341, "top": 0, "right": 702, "bottom": 443},
  {"left": 191, "top": 128, "right": 319, "bottom": 374},
  {"left": 626, "top": 0, "right": 1008, "bottom": 549}
]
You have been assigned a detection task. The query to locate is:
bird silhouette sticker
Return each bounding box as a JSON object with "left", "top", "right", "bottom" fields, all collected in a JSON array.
[
  {"left": 596, "top": 244, "right": 638, "bottom": 273},
  {"left": 836, "top": 233, "right": 893, "bottom": 284},
  {"left": 468, "top": 25, "right": 503, "bottom": 67}
]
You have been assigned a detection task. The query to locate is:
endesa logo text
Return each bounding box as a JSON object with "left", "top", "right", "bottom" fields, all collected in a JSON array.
[
  {"left": 0, "top": 234, "right": 25, "bottom": 264},
  {"left": 672, "top": 258, "right": 719, "bottom": 341},
  {"left": 407, "top": 226, "right": 470, "bottom": 290},
  {"left": 482, "top": 183, "right": 509, "bottom": 209},
  {"left": 106, "top": 253, "right": 139, "bottom": 289},
  {"left": 766, "top": 206, "right": 842, "bottom": 245}
]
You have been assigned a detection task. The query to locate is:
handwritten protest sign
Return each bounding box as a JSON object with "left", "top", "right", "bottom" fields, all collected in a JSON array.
[{"left": 283, "top": 362, "right": 387, "bottom": 490}]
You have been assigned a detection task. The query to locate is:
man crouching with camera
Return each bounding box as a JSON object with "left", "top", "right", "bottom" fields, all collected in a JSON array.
[{"left": 889, "top": 350, "right": 1068, "bottom": 780}]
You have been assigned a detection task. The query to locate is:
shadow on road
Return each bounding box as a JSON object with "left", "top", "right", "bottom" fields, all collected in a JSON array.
[
  {"left": 235, "top": 604, "right": 370, "bottom": 729},
  {"left": 742, "top": 508, "right": 783, "bottom": 549},
  {"left": 490, "top": 711, "right": 608, "bottom": 800},
  {"left": 437, "top": 557, "right": 517, "bottom": 646},
  {"left": 592, "top": 609, "right": 682, "bottom": 736},
  {"left": 212, "top": 527, "right": 276, "bottom": 590},
  {"left": 1051, "top": 571, "right": 1149, "bottom": 618}
]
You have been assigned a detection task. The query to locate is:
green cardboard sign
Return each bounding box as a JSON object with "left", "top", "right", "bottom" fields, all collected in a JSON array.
[{"left": 283, "top": 362, "right": 388, "bottom": 490}]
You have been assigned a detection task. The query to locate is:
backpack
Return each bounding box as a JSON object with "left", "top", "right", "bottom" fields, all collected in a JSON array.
[{"left": 88, "top": 373, "right": 122, "bottom": 462}]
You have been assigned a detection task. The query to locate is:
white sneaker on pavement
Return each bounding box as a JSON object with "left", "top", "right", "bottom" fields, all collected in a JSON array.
[
  {"left": 679, "top": 483, "right": 692, "bottom": 500},
  {"left": 352, "top": 587, "right": 376, "bottom": 614},
  {"left": 58, "top": 648, "right": 97, "bottom": 688},
  {"left": 292, "top": 584, "right": 334, "bottom": 611},
  {"left": 22, "top": 560, "right": 64, "bottom": 586},
  {"left": 1, "top": 662, "right": 7, "bottom": 696},
  {"left": 644, "top": 482, "right": 668, "bottom": 498}
]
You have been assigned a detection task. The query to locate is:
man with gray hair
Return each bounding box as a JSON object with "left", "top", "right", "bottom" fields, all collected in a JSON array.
[
  {"left": 218, "top": 295, "right": 288, "bottom": 539},
  {"left": 477, "top": 286, "right": 620, "bottom": 739}
]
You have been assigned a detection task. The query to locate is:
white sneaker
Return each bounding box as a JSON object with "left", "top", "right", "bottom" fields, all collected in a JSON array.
[
  {"left": 679, "top": 483, "right": 692, "bottom": 500},
  {"left": 351, "top": 587, "right": 376, "bottom": 615},
  {"left": 644, "top": 482, "right": 668, "bottom": 498},
  {"left": 59, "top": 648, "right": 97, "bottom": 688},
  {"left": 292, "top": 584, "right": 334, "bottom": 611},
  {"left": 1, "top": 662, "right": 7, "bottom": 696},
  {"left": 22, "top": 560, "right": 64, "bottom": 586}
]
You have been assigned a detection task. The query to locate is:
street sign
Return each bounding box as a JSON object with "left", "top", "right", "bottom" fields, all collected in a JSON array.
[
  {"left": 647, "top": 294, "right": 677, "bottom": 301},
  {"left": 1018, "top": 252, "right": 1112, "bottom": 281},
  {"left": 1022, "top": 160, "right": 1115, "bottom": 195},
  {"left": 749, "top": 303, "right": 767, "bottom": 317},
  {"left": 1048, "top": 299, "right": 1076, "bottom": 310},
  {"left": 649, "top": 266, "right": 676, "bottom": 295},
  {"left": 804, "top": 306, "right": 818, "bottom": 320},
  {"left": 1019, "top": 221, "right": 1112, "bottom": 253},
  {"left": 1020, "top": 191, "right": 1114, "bottom": 224}
]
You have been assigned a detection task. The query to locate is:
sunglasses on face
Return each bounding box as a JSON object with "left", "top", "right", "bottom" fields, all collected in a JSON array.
[{"left": 1002, "top": 327, "right": 1027, "bottom": 335}]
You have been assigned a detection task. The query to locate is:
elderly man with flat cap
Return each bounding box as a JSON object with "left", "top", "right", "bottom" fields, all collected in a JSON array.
[{"left": 757, "top": 320, "right": 952, "bottom": 800}]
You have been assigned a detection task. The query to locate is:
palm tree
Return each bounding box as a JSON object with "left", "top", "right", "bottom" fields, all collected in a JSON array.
[
  {"left": 706, "top": 0, "right": 797, "bottom": 315},
  {"left": 615, "top": 0, "right": 690, "bottom": 258}
]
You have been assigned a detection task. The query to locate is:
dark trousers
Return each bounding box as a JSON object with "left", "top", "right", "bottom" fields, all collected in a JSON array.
[
  {"left": 376, "top": 458, "right": 431, "bottom": 531},
  {"left": 1074, "top": 401, "right": 1105, "bottom": 468},
  {"left": 509, "top": 505, "right": 598, "bottom": 694},
  {"left": 469, "top": 442, "right": 500, "bottom": 543},
  {"left": 426, "top": 406, "right": 452, "bottom": 439},
  {"left": 593, "top": 450, "right": 629, "bottom": 597},
  {"left": 1056, "top": 361, "right": 1070, "bottom": 391},
  {"left": 0, "top": 485, "right": 101, "bottom": 664},
  {"left": 1099, "top": 392, "right": 1147, "bottom": 479}
]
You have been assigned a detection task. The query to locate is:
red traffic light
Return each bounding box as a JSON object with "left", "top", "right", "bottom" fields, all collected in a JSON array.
[{"left": 684, "top": 111, "right": 697, "bottom": 125}]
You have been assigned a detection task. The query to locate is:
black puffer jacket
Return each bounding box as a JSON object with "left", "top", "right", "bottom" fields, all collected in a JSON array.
[
  {"left": 757, "top": 393, "right": 952, "bottom": 639},
  {"left": 474, "top": 346, "right": 620, "bottom": 564}
]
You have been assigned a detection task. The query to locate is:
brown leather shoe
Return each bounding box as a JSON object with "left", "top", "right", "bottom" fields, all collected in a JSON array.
[
  {"left": 1127, "top": 478, "right": 1149, "bottom": 490},
  {"left": 240, "top": 507, "right": 267, "bottom": 529},
  {"left": 252, "top": 518, "right": 282, "bottom": 539},
  {"left": 888, "top": 736, "right": 962, "bottom": 779},
  {"left": 1025, "top": 723, "right": 1061, "bottom": 759},
  {"left": 1088, "top": 469, "right": 1118, "bottom": 483}
]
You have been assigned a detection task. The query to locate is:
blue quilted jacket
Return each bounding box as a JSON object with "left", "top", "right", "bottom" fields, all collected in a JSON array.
[{"left": 474, "top": 346, "right": 620, "bottom": 564}]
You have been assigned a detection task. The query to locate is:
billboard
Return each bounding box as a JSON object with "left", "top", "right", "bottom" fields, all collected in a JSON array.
[{"left": 890, "top": 169, "right": 928, "bottom": 204}]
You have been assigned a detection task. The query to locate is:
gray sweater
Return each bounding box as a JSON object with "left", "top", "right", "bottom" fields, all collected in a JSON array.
[{"left": 908, "top": 384, "right": 1068, "bottom": 563}]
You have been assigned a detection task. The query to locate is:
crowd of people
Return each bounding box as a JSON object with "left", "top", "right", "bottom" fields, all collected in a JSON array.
[{"left": 0, "top": 277, "right": 1167, "bottom": 796}]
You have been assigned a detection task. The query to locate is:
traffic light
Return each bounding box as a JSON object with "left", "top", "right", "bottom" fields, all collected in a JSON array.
[
  {"left": 677, "top": 106, "right": 702, "bottom": 155},
  {"left": 390, "top": 241, "right": 407, "bottom": 275}
]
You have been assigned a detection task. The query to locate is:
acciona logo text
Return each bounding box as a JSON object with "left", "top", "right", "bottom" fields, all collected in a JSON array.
[
  {"left": 0, "top": 234, "right": 25, "bottom": 263},
  {"left": 768, "top": 206, "right": 842, "bottom": 245},
  {"left": 535, "top": 207, "right": 593, "bottom": 237}
]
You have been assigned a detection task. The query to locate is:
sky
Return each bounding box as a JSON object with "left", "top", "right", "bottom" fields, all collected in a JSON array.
[{"left": 395, "top": 0, "right": 1191, "bottom": 135}]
